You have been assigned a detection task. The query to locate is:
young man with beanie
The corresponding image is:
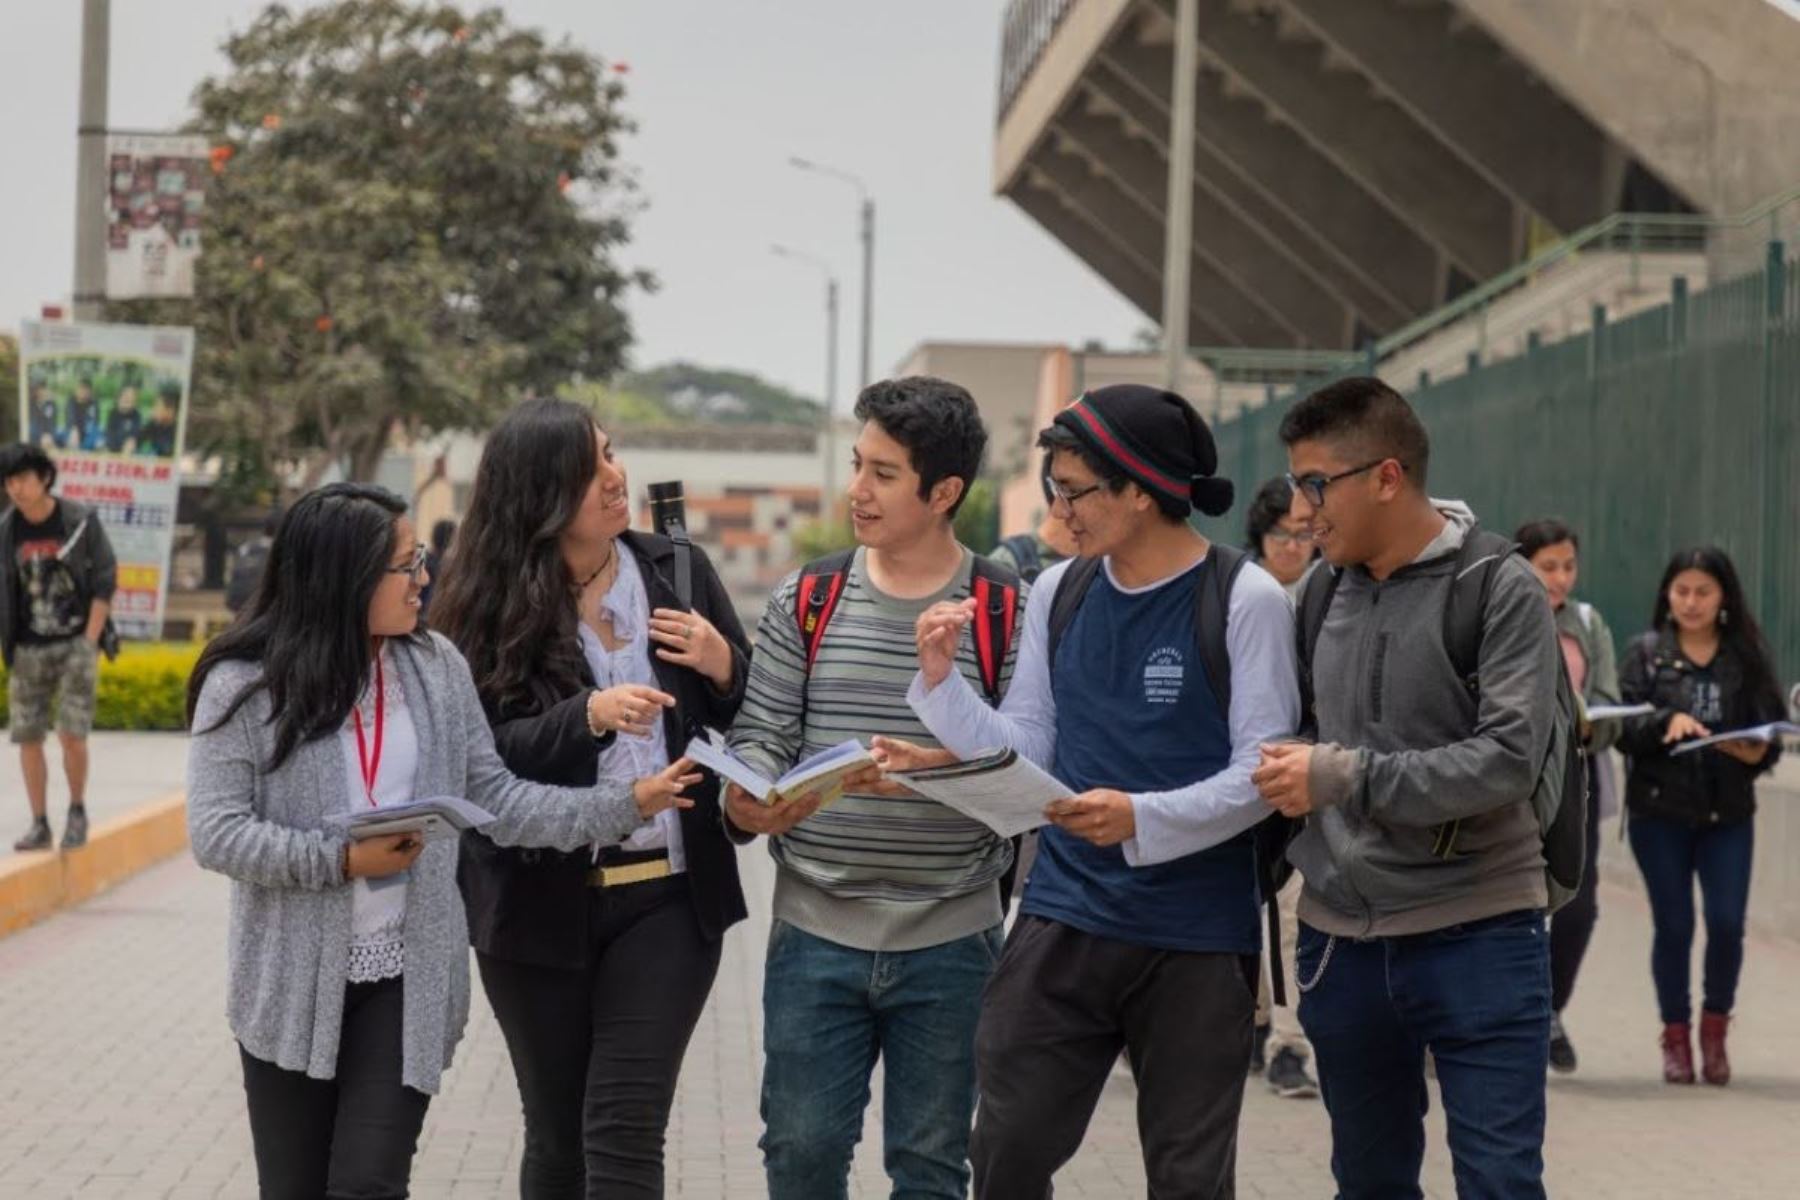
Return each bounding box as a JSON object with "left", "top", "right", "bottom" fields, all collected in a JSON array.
[
  {"left": 1253, "top": 377, "right": 1562, "bottom": 1199},
  {"left": 895, "top": 384, "right": 1300, "bottom": 1197}
]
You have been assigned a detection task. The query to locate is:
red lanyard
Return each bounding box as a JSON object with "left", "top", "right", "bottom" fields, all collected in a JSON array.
[{"left": 351, "top": 652, "right": 385, "bottom": 807}]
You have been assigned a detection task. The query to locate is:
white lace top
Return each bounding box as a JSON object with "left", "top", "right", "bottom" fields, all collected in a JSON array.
[{"left": 336, "top": 645, "right": 420, "bottom": 983}]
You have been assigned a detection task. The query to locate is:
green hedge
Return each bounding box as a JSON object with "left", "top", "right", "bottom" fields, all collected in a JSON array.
[{"left": 0, "top": 642, "right": 202, "bottom": 732}]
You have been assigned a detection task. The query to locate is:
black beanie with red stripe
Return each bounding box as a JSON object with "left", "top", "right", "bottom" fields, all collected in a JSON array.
[{"left": 1050, "top": 384, "right": 1234, "bottom": 518}]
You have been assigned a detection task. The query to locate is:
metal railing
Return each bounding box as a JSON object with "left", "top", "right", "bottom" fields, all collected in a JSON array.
[
  {"left": 998, "top": 0, "right": 1077, "bottom": 119},
  {"left": 1181, "top": 183, "right": 1800, "bottom": 396}
]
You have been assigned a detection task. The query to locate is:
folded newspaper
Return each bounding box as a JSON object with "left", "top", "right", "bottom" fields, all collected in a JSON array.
[
  {"left": 886, "top": 747, "right": 1071, "bottom": 837},
  {"left": 683, "top": 728, "right": 874, "bottom": 806},
  {"left": 1670, "top": 721, "right": 1800, "bottom": 756},
  {"left": 325, "top": 795, "right": 496, "bottom": 842}
]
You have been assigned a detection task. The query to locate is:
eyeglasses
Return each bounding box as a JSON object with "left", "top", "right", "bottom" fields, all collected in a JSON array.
[
  {"left": 385, "top": 543, "right": 428, "bottom": 581},
  {"left": 1285, "top": 460, "right": 1396, "bottom": 507},
  {"left": 1263, "top": 529, "right": 1315, "bottom": 548},
  {"left": 1047, "top": 479, "right": 1105, "bottom": 509}
]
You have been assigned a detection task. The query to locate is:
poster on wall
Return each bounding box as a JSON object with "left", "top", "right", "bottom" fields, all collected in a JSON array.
[
  {"left": 17, "top": 320, "right": 194, "bottom": 639},
  {"left": 104, "top": 133, "right": 211, "bottom": 299}
]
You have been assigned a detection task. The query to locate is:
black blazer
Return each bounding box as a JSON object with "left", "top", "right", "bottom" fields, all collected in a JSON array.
[
  {"left": 457, "top": 531, "right": 751, "bottom": 968},
  {"left": 1618, "top": 628, "right": 1784, "bottom": 828}
]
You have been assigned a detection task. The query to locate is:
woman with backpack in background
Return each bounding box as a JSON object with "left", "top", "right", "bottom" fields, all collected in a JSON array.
[
  {"left": 1244, "top": 475, "right": 1319, "bottom": 1097},
  {"left": 1515, "top": 519, "right": 1622, "bottom": 1075},
  {"left": 1618, "top": 546, "right": 1785, "bottom": 1086}
]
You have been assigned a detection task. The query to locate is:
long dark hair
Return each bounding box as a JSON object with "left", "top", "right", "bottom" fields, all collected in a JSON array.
[
  {"left": 186, "top": 483, "right": 412, "bottom": 770},
  {"left": 1652, "top": 546, "right": 1782, "bottom": 710},
  {"left": 430, "top": 398, "right": 599, "bottom": 716}
]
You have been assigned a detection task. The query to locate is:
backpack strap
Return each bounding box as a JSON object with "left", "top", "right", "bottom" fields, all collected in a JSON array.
[
  {"left": 1442, "top": 528, "right": 1515, "bottom": 693},
  {"left": 1295, "top": 560, "right": 1343, "bottom": 738},
  {"left": 1046, "top": 555, "right": 1106, "bottom": 668},
  {"left": 1194, "top": 543, "right": 1247, "bottom": 714},
  {"left": 968, "top": 557, "right": 1023, "bottom": 706},
  {"left": 794, "top": 549, "right": 856, "bottom": 673}
]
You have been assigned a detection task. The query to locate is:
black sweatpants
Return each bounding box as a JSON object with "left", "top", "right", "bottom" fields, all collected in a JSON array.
[
  {"left": 240, "top": 977, "right": 431, "bottom": 1200},
  {"left": 970, "top": 915, "right": 1257, "bottom": 1199}
]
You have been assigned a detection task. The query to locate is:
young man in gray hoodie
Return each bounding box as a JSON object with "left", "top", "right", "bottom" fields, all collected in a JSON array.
[{"left": 1253, "top": 377, "right": 1561, "bottom": 1200}]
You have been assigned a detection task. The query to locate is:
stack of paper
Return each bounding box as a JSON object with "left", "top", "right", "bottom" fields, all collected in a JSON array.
[
  {"left": 887, "top": 747, "right": 1071, "bottom": 836},
  {"left": 1670, "top": 722, "right": 1800, "bottom": 756},
  {"left": 684, "top": 728, "right": 874, "bottom": 806},
  {"left": 325, "top": 795, "right": 496, "bottom": 842},
  {"left": 1583, "top": 703, "right": 1656, "bottom": 721}
]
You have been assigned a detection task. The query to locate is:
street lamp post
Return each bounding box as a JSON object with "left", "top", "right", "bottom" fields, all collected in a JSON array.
[
  {"left": 771, "top": 245, "right": 840, "bottom": 517},
  {"left": 789, "top": 157, "right": 873, "bottom": 394},
  {"left": 73, "top": 0, "right": 112, "bottom": 321}
]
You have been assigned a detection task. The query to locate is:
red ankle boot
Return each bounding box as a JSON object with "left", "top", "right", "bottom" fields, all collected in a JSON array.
[
  {"left": 1699, "top": 1011, "right": 1731, "bottom": 1086},
  {"left": 1661, "top": 1022, "right": 1695, "bottom": 1084}
]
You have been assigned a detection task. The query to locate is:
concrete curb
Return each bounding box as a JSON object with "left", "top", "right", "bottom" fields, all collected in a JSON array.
[{"left": 0, "top": 791, "right": 187, "bottom": 937}]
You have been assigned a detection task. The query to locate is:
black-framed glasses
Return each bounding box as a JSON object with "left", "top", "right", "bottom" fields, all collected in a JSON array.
[
  {"left": 1286, "top": 460, "right": 1393, "bottom": 507},
  {"left": 385, "top": 543, "right": 428, "bottom": 581},
  {"left": 1263, "top": 528, "right": 1315, "bottom": 548},
  {"left": 1047, "top": 479, "right": 1105, "bottom": 509}
]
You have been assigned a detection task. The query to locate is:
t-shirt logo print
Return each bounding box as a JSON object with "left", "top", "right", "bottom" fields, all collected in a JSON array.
[
  {"left": 1143, "top": 646, "right": 1185, "bottom": 705},
  {"left": 17, "top": 537, "right": 84, "bottom": 640}
]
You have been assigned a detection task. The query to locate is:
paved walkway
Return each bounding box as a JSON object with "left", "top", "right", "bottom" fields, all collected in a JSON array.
[
  {"left": 3, "top": 804, "right": 1800, "bottom": 1197},
  {"left": 0, "top": 732, "right": 188, "bottom": 855}
]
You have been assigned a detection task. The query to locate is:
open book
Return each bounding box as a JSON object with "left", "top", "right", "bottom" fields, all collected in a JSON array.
[
  {"left": 683, "top": 728, "right": 874, "bottom": 806},
  {"left": 886, "top": 747, "right": 1071, "bottom": 837},
  {"left": 1670, "top": 721, "right": 1800, "bottom": 756},
  {"left": 325, "top": 795, "right": 496, "bottom": 843}
]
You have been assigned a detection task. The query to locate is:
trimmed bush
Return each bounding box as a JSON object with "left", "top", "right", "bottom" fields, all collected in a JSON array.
[{"left": 0, "top": 642, "right": 202, "bottom": 732}]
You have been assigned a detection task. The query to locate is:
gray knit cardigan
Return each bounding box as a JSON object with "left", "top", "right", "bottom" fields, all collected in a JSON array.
[{"left": 187, "top": 631, "right": 640, "bottom": 1094}]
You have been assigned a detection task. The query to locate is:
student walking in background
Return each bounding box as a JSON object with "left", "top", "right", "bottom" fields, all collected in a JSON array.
[
  {"left": 1515, "top": 518, "right": 1623, "bottom": 1075},
  {"left": 1243, "top": 475, "right": 1319, "bottom": 1098},
  {"left": 1617, "top": 546, "right": 1784, "bottom": 1086}
]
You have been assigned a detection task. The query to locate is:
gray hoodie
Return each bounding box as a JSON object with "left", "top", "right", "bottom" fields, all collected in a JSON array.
[{"left": 1294, "top": 502, "right": 1561, "bottom": 937}]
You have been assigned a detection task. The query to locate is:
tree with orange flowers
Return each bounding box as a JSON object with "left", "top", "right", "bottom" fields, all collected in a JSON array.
[{"left": 113, "top": 1, "right": 649, "bottom": 493}]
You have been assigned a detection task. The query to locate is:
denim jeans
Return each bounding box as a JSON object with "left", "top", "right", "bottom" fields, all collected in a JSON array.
[
  {"left": 759, "top": 919, "right": 1001, "bottom": 1200},
  {"left": 1297, "top": 909, "right": 1551, "bottom": 1200},
  {"left": 1627, "top": 810, "right": 1755, "bottom": 1023}
]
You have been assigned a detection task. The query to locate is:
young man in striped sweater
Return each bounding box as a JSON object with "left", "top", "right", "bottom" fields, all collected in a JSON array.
[{"left": 725, "top": 376, "right": 1023, "bottom": 1199}]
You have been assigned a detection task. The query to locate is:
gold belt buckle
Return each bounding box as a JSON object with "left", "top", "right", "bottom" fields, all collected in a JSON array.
[{"left": 586, "top": 858, "right": 673, "bottom": 888}]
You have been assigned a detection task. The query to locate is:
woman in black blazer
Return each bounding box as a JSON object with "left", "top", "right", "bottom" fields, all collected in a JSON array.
[{"left": 432, "top": 399, "right": 750, "bottom": 1197}]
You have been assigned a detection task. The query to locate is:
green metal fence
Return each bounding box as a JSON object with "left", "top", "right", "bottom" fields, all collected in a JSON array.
[{"left": 1201, "top": 242, "right": 1800, "bottom": 682}]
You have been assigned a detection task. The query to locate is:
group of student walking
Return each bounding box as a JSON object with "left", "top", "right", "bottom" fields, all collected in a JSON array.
[{"left": 179, "top": 372, "right": 1783, "bottom": 1200}]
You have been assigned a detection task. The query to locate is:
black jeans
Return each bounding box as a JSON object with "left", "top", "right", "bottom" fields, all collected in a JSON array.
[
  {"left": 240, "top": 977, "right": 431, "bottom": 1200},
  {"left": 1549, "top": 769, "right": 1603, "bottom": 1013},
  {"left": 477, "top": 873, "right": 722, "bottom": 1199},
  {"left": 970, "top": 915, "right": 1256, "bottom": 1200}
]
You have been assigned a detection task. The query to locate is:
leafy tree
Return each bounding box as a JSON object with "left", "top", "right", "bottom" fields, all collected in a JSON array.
[
  {"left": 0, "top": 333, "right": 17, "bottom": 444},
  {"left": 114, "top": 1, "right": 648, "bottom": 494}
]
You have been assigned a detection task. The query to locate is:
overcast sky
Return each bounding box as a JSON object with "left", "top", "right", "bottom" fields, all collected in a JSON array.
[{"left": 1, "top": 0, "right": 1145, "bottom": 410}]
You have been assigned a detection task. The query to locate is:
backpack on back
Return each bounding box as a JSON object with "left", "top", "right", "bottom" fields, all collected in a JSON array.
[
  {"left": 1047, "top": 544, "right": 1305, "bottom": 1002},
  {"left": 1295, "top": 527, "right": 1587, "bottom": 913},
  {"left": 993, "top": 532, "right": 1045, "bottom": 583}
]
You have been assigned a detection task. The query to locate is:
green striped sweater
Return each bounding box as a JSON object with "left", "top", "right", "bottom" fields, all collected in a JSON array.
[{"left": 728, "top": 547, "right": 1021, "bottom": 951}]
